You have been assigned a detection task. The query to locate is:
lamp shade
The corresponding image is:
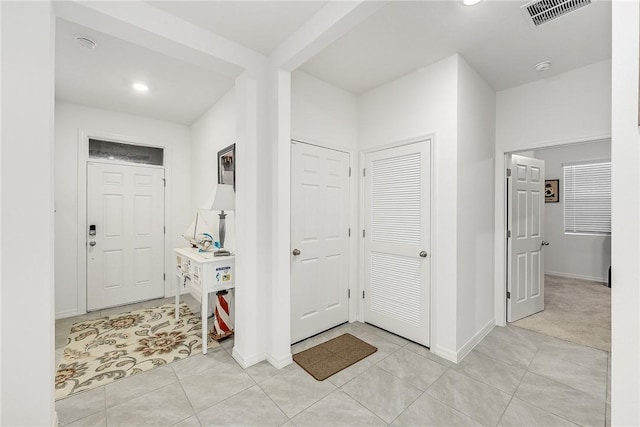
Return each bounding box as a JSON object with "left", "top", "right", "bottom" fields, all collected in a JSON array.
[{"left": 210, "top": 184, "right": 235, "bottom": 211}]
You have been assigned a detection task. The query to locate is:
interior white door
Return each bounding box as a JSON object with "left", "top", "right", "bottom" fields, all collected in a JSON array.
[
  {"left": 87, "top": 162, "right": 165, "bottom": 311},
  {"left": 290, "top": 142, "right": 350, "bottom": 343},
  {"left": 507, "top": 154, "right": 546, "bottom": 322},
  {"left": 363, "top": 141, "right": 430, "bottom": 346}
]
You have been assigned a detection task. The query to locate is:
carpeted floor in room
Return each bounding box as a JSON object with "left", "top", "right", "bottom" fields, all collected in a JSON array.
[{"left": 511, "top": 274, "right": 611, "bottom": 352}]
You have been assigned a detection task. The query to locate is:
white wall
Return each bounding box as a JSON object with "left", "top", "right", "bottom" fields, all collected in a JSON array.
[
  {"left": 358, "top": 55, "right": 459, "bottom": 358},
  {"left": 190, "top": 89, "right": 237, "bottom": 252},
  {"left": 231, "top": 71, "right": 272, "bottom": 368},
  {"left": 54, "top": 101, "right": 191, "bottom": 318},
  {"left": 611, "top": 1, "right": 640, "bottom": 424},
  {"left": 0, "top": 2, "right": 3, "bottom": 420},
  {"left": 191, "top": 89, "right": 236, "bottom": 211},
  {"left": 291, "top": 70, "right": 358, "bottom": 151},
  {"left": 531, "top": 140, "right": 611, "bottom": 282},
  {"left": 1, "top": 2, "right": 55, "bottom": 425},
  {"left": 496, "top": 60, "right": 612, "bottom": 151},
  {"left": 456, "top": 57, "right": 496, "bottom": 349},
  {"left": 493, "top": 60, "right": 612, "bottom": 326}
]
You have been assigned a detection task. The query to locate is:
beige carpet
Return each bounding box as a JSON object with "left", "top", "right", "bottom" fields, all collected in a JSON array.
[
  {"left": 293, "top": 334, "right": 377, "bottom": 381},
  {"left": 512, "top": 275, "right": 611, "bottom": 352},
  {"left": 55, "top": 302, "right": 220, "bottom": 400}
]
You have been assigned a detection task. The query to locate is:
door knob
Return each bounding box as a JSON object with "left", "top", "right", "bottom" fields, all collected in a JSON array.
[
  {"left": 419, "top": 251, "right": 428, "bottom": 258},
  {"left": 292, "top": 248, "right": 301, "bottom": 256},
  {"left": 89, "top": 241, "right": 96, "bottom": 247},
  {"left": 541, "top": 241, "right": 550, "bottom": 246}
]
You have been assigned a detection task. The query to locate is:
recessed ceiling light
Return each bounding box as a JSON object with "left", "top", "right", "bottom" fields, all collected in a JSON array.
[
  {"left": 535, "top": 60, "right": 552, "bottom": 72},
  {"left": 463, "top": 0, "right": 483, "bottom": 5},
  {"left": 132, "top": 82, "right": 149, "bottom": 93},
  {"left": 75, "top": 35, "right": 97, "bottom": 49}
]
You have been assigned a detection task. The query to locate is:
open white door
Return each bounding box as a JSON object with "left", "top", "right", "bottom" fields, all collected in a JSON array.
[
  {"left": 363, "top": 140, "right": 430, "bottom": 346},
  {"left": 87, "top": 162, "right": 165, "bottom": 311},
  {"left": 507, "top": 154, "right": 546, "bottom": 322},
  {"left": 290, "top": 142, "right": 350, "bottom": 343}
]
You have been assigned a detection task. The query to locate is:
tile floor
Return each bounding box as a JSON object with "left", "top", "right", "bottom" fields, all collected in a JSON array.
[{"left": 55, "top": 297, "right": 610, "bottom": 427}]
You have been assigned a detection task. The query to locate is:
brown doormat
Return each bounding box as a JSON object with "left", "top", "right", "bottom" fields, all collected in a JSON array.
[{"left": 293, "top": 333, "right": 377, "bottom": 381}]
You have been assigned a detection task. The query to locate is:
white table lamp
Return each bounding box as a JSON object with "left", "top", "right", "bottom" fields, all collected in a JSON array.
[{"left": 210, "top": 184, "right": 235, "bottom": 256}]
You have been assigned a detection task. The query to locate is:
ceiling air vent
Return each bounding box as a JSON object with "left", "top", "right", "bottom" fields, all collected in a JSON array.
[{"left": 521, "top": 0, "right": 592, "bottom": 27}]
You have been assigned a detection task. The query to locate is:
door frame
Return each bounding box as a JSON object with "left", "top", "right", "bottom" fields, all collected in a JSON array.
[
  {"left": 359, "top": 135, "right": 436, "bottom": 349},
  {"left": 76, "top": 129, "right": 171, "bottom": 315},
  {"left": 290, "top": 138, "right": 358, "bottom": 324},
  {"left": 494, "top": 133, "right": 611, "bottom": 326}
]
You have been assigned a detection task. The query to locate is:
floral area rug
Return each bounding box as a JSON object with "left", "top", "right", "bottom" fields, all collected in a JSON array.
[{"left": 55, "top": 302, "right": 220, "bottom": 400}]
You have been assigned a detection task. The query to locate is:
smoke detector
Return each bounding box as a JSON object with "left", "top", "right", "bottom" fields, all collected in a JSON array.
[
  {"left": 535, "top": 61, "right": 552, "bottom": 72},
  {"left": 75, "top": 35, "right": 97, "bottom": 49},
  {"left": 521, "top": 0, "right": 592, "bottom": 27}
]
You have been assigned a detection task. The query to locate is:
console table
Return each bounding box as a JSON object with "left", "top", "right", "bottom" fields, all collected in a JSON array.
[{"left": 174, "top": 247, "right": 235, "bottom": 354}]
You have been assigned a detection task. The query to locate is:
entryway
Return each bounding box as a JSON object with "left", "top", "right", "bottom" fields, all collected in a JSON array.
[
  {"left": 504, "top": 140, "right": 612, "bottom": 352},
  {"left": 290, "top": 141, "right": 350, "bottom": 343},
  {"left": 87, "top": 161, "right": 165, "bottom": 311}
]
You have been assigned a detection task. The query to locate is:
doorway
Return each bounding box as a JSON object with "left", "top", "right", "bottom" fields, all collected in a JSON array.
[{"left": 503, "top": 140, "right": 611, "bottom": 352}]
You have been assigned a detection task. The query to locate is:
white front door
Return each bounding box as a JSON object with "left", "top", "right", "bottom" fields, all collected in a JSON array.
[
  {"left": 290, "top": 142, "right": 350, "bottom": 343},
  {"left": 87, "top": 162, "right": 165, "bottom": 311},
  {"left": 363, "top": 140, "right": 431, "bottom": 346},
  {"left": 507, "top": 154, "right": 546, "bottom": 322}
]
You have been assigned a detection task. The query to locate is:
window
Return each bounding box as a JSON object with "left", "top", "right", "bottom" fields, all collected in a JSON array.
[
  {"left": 563, "top": 160, "right": 611, "bottom": 235},
  {"left": 89, "top": 139, "right": 164, "bottom": 166}
]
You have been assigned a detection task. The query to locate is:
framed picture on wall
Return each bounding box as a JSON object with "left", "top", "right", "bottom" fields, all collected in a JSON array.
[
  {"left": 545, "top": 179, "right": 559, "bottom": 203},
  {"left": 218, "top": 143, "right": 235, "bottom": 191}
]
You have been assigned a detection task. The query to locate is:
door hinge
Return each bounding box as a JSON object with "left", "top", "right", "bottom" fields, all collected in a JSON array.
[
  {"left": 349, "top": 167, "right": 352, "bottom": 177},
  {"left": 506, "top": 291, "right": 511, "bottom": 299},
  {"left": 506, "top": 168, "right": 512, "bottom": 177},
  {"left": 362, "top": 168, "right": 366, "bottom": 177},
  {"left": 362, "top": 229, "right": 365, "bottom": 238},
  {"left": 163, "top": 178, "right": 166, "bottom": 187},
  {"left": 163, "top": 273, "right": 166, "bottom": 281},
  {"left": 507, "top": 230, "right": 511, "bottom": 238},
  {"left": 348, "top": 228, "right": 351, "bottom": 237},
  {"left": 362, "top": 290, "right": 365, "bottom": 299},
  {"left": 164, "top": 226, "right": 166, "bottom": 234},
  {"left": 348, "top": 289, "right": 351, "bottom": 298}
]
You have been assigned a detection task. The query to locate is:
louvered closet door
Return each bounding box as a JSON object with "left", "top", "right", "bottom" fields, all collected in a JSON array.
[{"left": 363, "top": 141, "right": 430, "bottom": 346}]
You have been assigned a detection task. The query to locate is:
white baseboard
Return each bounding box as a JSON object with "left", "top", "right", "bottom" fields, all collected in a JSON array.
[
  {"left": 432, "top": 345, "right": 458, "bottom": 364},
  {"left": 456, "top": 319, "right": 495, "bottom": 363},
  {"left": 231, "top": 348, "right": 265, "bottom": 369},
  {"left": 266, "top": 352, "right": 293, "bottom": 369},
  {"left": 231, "top": 347, "right": 292, "bottom": 370},
  {"left": 545, "top": 271, "right": 606, "bottom": 283},
  {"left": 55, "top": 309, "right": 82, "bottom": 320}
]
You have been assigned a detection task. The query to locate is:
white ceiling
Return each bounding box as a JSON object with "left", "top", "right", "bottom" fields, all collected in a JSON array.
[
  {"left": 147, "top": 1, "right": 328, "bottom": 55},
  {"left": 300, "top": 0, "right": 612, "bottom": 93},
  {"left": 56, "top": 1, "right": 612, "bottom": 124},
  {"left": 55, "top": 19, "right": 234, "bottom": 125}
]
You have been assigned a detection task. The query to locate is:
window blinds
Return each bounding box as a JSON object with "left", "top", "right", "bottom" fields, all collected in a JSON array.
[{"left": 563, "top": 161, "right": 611, "bottom": 235}]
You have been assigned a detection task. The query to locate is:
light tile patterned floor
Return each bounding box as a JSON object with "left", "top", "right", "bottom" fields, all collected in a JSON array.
[{"left": 55, "top": 297, "right": 610, "bottom": 427}]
